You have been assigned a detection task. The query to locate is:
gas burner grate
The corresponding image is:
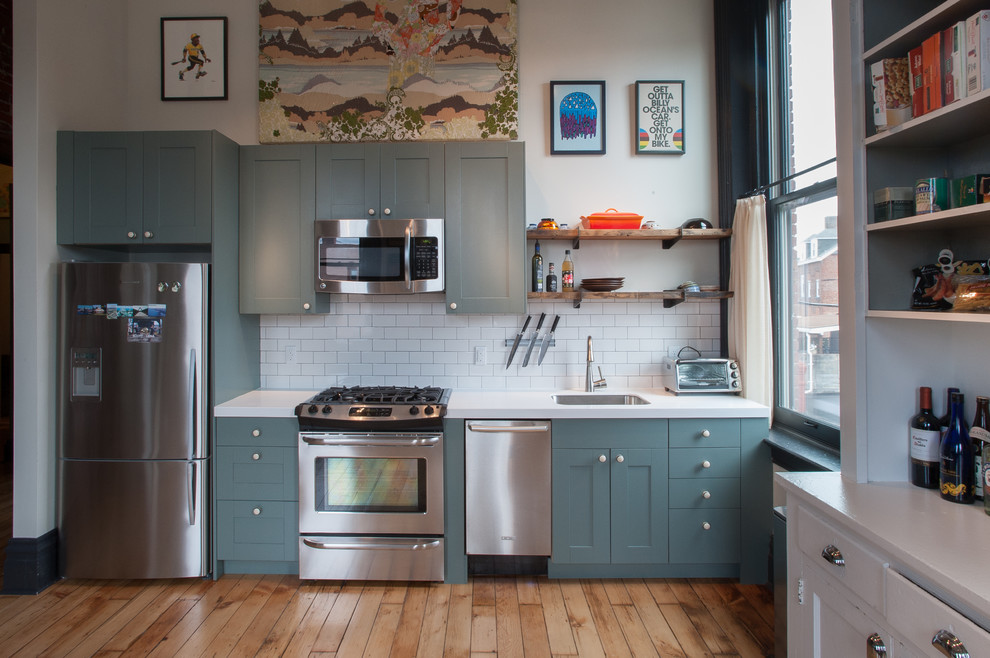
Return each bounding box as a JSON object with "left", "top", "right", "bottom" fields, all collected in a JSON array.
[{"left": 309, "top": 386, "right": 446, "bottom": 406}]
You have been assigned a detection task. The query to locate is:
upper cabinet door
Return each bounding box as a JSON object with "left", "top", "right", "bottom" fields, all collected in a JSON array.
[
  {"left": 380, "top": 143, "right": 445, "bottom": 219},
  {"left": 239, "top": 144, "right": 328, "bottom": 315},
  {"left": 143, "top": 132, "right": 213, "bottom": 244},
  {"left": 444, "top": 142, "right": 526, "bottom": 314},
  {"left": 68, "top": 132, "right": 144, "bottom": 245},
  {"left": 315, "top": 143, "right": 379, "bottom": 219}
]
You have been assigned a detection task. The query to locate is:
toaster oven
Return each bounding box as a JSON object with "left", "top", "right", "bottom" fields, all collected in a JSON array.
[{"left": 663, "top": 356, "right": 742, "bottom": 394}]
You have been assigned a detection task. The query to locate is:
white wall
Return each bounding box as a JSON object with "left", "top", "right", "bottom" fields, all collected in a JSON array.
[{"left": 12, "top": 0, "right": 717, "bottom": 537}]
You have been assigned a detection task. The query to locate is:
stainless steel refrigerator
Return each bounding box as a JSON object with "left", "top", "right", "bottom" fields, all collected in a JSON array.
[{"left": 57, "top": 262, "right": 209, "bottom": 579}]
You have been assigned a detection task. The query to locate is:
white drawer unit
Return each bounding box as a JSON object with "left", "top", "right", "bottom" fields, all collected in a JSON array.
[
  {"left": 796, "top": 504, "right": 887, "bottom": 612},
  {"left": 886, "top": 568, "right": 990, "bottom": 657}
]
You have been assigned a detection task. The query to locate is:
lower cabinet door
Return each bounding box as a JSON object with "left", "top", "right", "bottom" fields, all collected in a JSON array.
[
  {"left": 217, "top": 500, "right": 298, "bottom": 562},
  {"left": 551, "top": 449, "right": 611, "bottom": 564},
  {"left": 609, "top": 448, "right": 668, "bottom": 564},
  {"left": 669, "top": 508, "right": 740, "bottom": 564}
]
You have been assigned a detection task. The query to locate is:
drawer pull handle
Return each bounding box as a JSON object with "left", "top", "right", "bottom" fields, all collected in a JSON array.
[
  {"left": 932, "top": 629, "right": 970, "bottom": 658},
  {"left": 252, "top": 429, "right": 261, "bottom": 437},
  {"left": 252, "top": 507, "right": 262, "bottom": 516},
  {"left": 598, "top": 454, "right": 607, "bottom": 463},
  {"left": 701, "top": 460, "right": 711, "bottom": 469},
  {"left": 821, "top": 544, "right": 845, "bottom": 566},
  {"left": 702, "top": 522, "right": 711, "bottom": 530},
  {"left": 252, "top": 452, "right": 261, "bottom": 461},
  {"left": 701, "top": 429, "right": 711, "bottom": 438},
  {"left": 702, "top": 490, "right": 711, "bottom": 499},
  {"left": 867, "top": 633, "right": 887, "bottom": 657},
  {"left": 615, "top": 454, "right": 624, "bottom": 463}
]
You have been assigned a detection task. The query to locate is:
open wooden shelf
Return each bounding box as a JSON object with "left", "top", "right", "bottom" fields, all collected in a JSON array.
[
  {"left": 529, "top": 289, "right": 733, "bottom": 309},
  {"left": 526, "top": 227, "right": 731, "bottom": 249}
]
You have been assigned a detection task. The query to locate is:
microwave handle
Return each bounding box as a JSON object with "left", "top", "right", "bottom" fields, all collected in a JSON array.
[{"left": 404, "top": 224, "right": 412, "bottom": 290}]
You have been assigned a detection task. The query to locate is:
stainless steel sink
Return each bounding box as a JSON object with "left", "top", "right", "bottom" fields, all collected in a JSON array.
[{"left": 552, "top": 394, "right": 650, "bottom": 406}]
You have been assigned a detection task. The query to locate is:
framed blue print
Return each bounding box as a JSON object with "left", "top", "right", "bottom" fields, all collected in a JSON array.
[{"left": 550, "top": 81, "right": 605, "bottom": 155}]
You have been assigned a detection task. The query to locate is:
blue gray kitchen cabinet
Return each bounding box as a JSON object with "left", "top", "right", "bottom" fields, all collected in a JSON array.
[
  {"left": 238, "top": 144, "right": 329, "bottom": 315},
  {"left": 443, "top": 142, "right": 526, "bottom": 314},
  {"left": 315, "top": 143, "right": 444, "bottom": 220},
  {"left": 550, "top": 419, "right": 669, "bottom": 569},
  {"left": 57, "top": 131, "right": 224, "bottom": 245},
  {"left": 215, "top": 417, "right": 299, "bottom": 575}
]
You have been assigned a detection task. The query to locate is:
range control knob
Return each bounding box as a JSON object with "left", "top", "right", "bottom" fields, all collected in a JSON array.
[
  {"left": 321, "top": 405, "right": 333, "bottom": 414},
  {"left": 308, "top": 404, "right": 318, "bottom": 414},
  {"left": 424, "top": 405, "right": 435, "bottom": 416},
  {"left": 409, "top": 406, "right": 420, "bottom": 415}
]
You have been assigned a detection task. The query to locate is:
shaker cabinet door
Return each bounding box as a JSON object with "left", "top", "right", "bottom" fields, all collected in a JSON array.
[
  {"left": 65, "top": 131, "right": 144, "bottom": 245},
  {"left": 143, "top": 131, "right": 213, "bottom": 244}
]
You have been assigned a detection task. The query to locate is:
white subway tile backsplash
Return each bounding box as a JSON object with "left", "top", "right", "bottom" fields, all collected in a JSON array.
[{"left": 257, "top": 297, "right": 722, "bottom": 390}]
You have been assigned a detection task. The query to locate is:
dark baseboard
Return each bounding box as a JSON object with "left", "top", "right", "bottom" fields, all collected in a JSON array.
[{"left": 2, "top": 529, "right": 59, "bottom": 595}]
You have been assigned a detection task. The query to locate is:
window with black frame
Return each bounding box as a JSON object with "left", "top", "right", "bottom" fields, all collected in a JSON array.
[{"left": 765, "top": 0, "right": 839, "bottom": 448}]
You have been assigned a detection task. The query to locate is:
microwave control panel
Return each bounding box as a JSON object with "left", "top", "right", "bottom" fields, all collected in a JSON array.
[{"left": 411, "top": 237, "right": 440, "bottom": 280}]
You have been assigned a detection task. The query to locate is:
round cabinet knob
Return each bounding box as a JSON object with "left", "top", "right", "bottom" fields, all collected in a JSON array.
[
  {"left": 702, "top": 522, "right": 711, "bottom": 530},
  {"left": 449, "top": 303, "right": 457, "bottom": 310},
  {"left": 252, "top": 507, "right": 262, "bottom": 516},
  {"left": 144, "top": 231, "right": 153, "bottom": 239},
  {"left": 702, "top": 490, "right": 712, "bottom": 499},
  {"left": 252, "top": 452, "right": 261, "bottom": 461},
  {"left": 702, "top": 460, "right": 711, "bottom": 469},
  {"left": 615, "top": 454, "right": 625, "bottom": 463},
  {"left": 598, "top": 454, "right": 607, "bottom": 463},
  {"left": 158, "top": 282, "right": 167, "bottom": 292},
  {"left": 251, "top": 429, "right": 261, "bottom": 437},
  {"left": 701, "top": 429, "right": 711, "bottom": 438},
  {"left": 171, "top": 282, "right": 181, "bottom": 293},
  {"left": 383, "top": 208, "right": 391, "bottom": 216},
  {"left": 127, "top": 231, "right": 138, "bottom": 239},
  {"left": 303, "top": 302, "right": 311, "bottom": 310},
  {"left": 368, "top": 208, "right": 376, "bottom": 216}
]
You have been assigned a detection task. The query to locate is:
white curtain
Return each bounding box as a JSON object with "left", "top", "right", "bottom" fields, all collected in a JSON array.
[{"left": 728, "top": 195, "right": 773, "bottom": 421}]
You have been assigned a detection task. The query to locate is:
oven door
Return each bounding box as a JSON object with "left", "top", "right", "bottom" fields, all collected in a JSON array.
[{"left": 298, "top": 431, "right": 444, "bottom": 536}]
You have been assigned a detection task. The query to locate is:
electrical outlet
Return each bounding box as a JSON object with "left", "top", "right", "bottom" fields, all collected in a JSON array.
[
  {"left": 474, "top": 346, "right": 487, "bottom": 365},
  {"left": 286, "top": 345, "right": 298, "bottom": 364}
]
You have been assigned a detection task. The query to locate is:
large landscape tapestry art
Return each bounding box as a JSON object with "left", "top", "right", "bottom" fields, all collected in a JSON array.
[{"left": 259, "top": 0, "right": 518, "bottom": 142}]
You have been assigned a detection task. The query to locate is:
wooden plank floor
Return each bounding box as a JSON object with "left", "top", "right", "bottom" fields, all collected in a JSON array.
[{"left": 0, "top": 573, "right": 774, "bottom": 656}]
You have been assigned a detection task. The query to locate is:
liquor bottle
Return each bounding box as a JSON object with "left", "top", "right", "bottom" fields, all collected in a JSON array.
[
  {"left": 940, "top": 391, "right": 974, "bottom": 504},
  {"left": 562, "top": 250, "right": 574, "bottom": 291},
  {"left": 972, "top": 396, "right": 990, "bottom": 501},
  {"left": 531, "top": 240, "right": 544, "bottom": 293},
  {"left": 546, "top": 262, "right": 558, "bottom": 292},
  {"left": 909, "top": 386, "right": 940, "bottom": 489},
  {"left": 938, "top": 387, "right": 960, "bottom": 438}
]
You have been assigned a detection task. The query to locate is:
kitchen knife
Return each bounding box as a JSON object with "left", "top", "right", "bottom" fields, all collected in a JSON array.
[
  {"left": 506, "top": 314, "right": 531, "bottom": 368},
  {"left": 521, "top": 312, "right": 546, "bottom": 367},
  {"left": 537, "top": 314, "right": 560, "bottom": 365}
]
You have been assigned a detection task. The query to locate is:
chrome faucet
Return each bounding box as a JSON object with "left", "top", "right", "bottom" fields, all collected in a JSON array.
[{"left": 585, "top": 336, "right": 607, "bottom": 392}]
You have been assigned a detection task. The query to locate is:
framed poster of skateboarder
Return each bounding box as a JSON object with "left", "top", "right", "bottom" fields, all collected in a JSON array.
[{"left": 161, "top": 17, "right": 228, "bottom": 101}]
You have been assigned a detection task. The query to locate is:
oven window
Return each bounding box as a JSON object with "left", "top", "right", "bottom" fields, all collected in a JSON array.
[
  {"left": 319, "top": 237, "right": 404, "bottom": 282},
  {"left": 314, "top": 457, "right": 427, "bottom": 513}
]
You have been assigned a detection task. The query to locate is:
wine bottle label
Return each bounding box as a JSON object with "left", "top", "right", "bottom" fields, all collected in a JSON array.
[
  {"left": 910, "top": 428, "right": 940, "bottom": 461},
  {"left": 971, "top": 426, "right": 990, "bottom": 442}
]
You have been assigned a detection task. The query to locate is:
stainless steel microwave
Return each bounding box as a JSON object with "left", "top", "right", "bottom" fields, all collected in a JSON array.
[{"left": 315, "top": 218, "right": 444, "bottom": 294}]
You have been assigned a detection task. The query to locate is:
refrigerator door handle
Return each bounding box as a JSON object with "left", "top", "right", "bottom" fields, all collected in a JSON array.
[
  {"left": 188, "top": 461, "right": 197, "bottom": 526},
  {"left": 189, "top": 348, "right": 198, "bottom": 459}
]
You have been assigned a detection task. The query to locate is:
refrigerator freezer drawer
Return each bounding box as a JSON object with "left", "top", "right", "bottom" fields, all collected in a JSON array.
[{"left": 59, "top": 459, "right": 208, "bottom": 579}]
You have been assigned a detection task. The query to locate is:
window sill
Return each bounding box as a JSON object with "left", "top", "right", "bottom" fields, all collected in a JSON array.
[{"left": 765, "top": 426, "right": 839, "bottom": 472}]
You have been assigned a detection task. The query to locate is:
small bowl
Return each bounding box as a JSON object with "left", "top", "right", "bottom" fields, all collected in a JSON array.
[{"left": 537, "top": 218, "right": 559, "bottom": 230}]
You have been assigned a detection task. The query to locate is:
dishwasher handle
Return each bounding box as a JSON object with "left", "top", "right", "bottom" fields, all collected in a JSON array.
[{"left": 466, "top": 421, "right": 551, "bottom": 433}]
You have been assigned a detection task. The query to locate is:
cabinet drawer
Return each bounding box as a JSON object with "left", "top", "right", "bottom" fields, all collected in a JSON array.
[
  {"left": 796, "top": 504, "right": 886, "bottom": 611},
  {"left": 216, "top": 500, "right": 298, "bottom": 562},
  {"left": 886, "top": 568, "right": 990, "bottom": 657},
  {"left": 669, "top": 477, "right": 740, "bottom": 509},
  {"left": 668, "top": 447, "right": 740, "bottom": 478},
  {"left": 669, "top": 419, "right": 740, "bottom": 448},
  {"left": 216, "top": 446, "right": 297, "bottom": 500},
  {"left": 216, "top": 417, "right": 297, "bottom": 447},
  {"left": 669, "top": 509, "right": 740, "bottom": 563}
]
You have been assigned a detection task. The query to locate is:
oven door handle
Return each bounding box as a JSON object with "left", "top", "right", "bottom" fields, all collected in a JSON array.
[
  {"left": 300, "top": 434, "right": 440, "bottom": 447},
  {"left": 404, "top": 224, "right": 413, "bottom": 290},
  {"left": 302, "top": 538, "right": 441, "bottom": 551},
  {"left": 466, "top": 422, "right": 551, "bottom": 433}
]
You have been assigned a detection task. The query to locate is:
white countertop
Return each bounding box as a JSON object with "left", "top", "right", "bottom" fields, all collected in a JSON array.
[
  {"left": 776, "top": 471, "right": 990, "bottom": 624},
  {"left": 214, "top": 388, "right": 769, "bottom": 419}
]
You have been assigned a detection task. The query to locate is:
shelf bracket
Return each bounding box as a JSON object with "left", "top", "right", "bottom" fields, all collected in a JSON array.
[
  {"left": 572, "top": 228, "right": 581, "bottom": 250},
  {"left": 661, "top": 235, "right": 680, "bottom": 249},
  {"left": 663, "top": 297, "right": 683, "bottom": 309},
  {"left": 573, "top": 291, "right": 583, "bottom": 309}
]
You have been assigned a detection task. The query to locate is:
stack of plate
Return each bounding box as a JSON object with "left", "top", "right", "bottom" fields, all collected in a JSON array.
[{"left": 580, "top": 277, "right": 624, "bottom": 292}]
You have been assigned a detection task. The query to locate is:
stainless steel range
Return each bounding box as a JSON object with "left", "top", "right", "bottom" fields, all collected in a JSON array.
[{"left": 296, "top": 386, "right": 449, "bottom": 581}]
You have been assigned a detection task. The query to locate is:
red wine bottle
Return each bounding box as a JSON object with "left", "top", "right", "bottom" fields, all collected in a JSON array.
[
  {"left": 940, "top": 391, "right": 974, "bottom": 504},
  {"left": 910, "top": 386, "right": 940, "bottom": 489}
]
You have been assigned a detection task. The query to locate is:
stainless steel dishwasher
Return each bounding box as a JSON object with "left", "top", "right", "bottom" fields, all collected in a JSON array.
[{"left": 465, "top": 420, "right": 551, "bottom": 556}]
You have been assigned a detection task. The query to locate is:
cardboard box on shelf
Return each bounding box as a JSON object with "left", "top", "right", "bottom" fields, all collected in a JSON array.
[
  {"left": 909, "top": 45, "right": 925, "bottom": 117},
  {"left": 922, "top": 32, "right": 943, "bottom": 113},
  {"left": 942, "top": 22, "right": 966, "bottom": 104},
  {"left": 870, "top": 57, "right": 911, "bottom": 132},
  {"left": 873, "top": 187, "right": 914, "bottom": 221},
  {"left": 966, "top": 10, "right": 990, "bottom": 96}
]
